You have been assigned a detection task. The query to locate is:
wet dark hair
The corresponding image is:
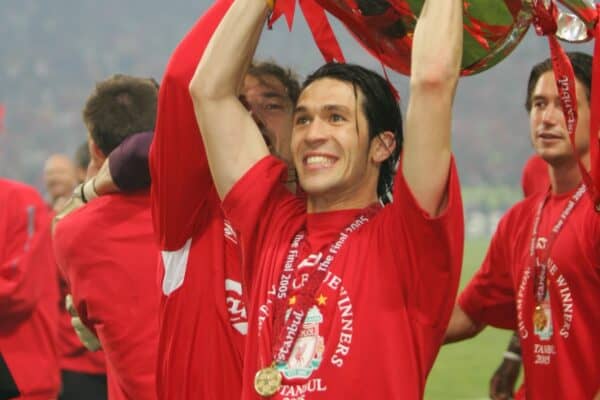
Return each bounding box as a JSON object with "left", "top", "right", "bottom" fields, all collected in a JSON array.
[
  {"left": 248, "top": 61, "right": 301, "bottom": 105},
  {"left": 525, "top": 51, "right": 592, "bottom": 112},
  {"left": 303, "top": 63, "right": 403, "bottom": 201}
]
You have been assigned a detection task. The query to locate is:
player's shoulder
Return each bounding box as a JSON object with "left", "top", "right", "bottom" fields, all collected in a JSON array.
[
  {"left": 53, "top": 194, "right": 123, "bottom": 238},
  {"left": 96, "top": 190, "right": 150, "bottom": 206},
  {"left": 86, "top": 192, "right": 154, "bottom": 239},
  {"left": 508, "top": 194, "right": 540, "bottom": 214},
  {"left": 495, "top": 194, "right": 542, "bottom": 235},
  {"left": 0, "top": 178, "right": 43, "bottom": 203},
  {"left": 84, "top": 190, "right": 151, "bottom": 217},
  {"left": 53, "top": 203, "right": 93, "bottom": 245}
]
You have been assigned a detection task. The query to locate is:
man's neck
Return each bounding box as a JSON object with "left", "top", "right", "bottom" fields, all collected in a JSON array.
[
  {"left": 549, "top": 155, "right": 587, "bottom": 195},
  {"left": 284, "top": 164, "right": 297, "bottom": 194}
]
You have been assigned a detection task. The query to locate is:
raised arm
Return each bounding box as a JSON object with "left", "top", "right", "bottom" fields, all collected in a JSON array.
[
  {"left": 53, "top": 131, "right": 153, "bottom": 233},
  {"left": 80, "top": 131, "right": 153, "bottom": 199},
  {"left": 189, "top": 0, "right": 270, "bottom": 199},
  {"left": 403, "top": 0, "right": 462, "bottom": 216},
  {"left": 150, "top": 0, "right": 233, "bottom": 250}
]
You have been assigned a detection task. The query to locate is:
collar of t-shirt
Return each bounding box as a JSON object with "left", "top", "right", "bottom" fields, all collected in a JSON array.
[
  {"left": 304, "top": 207, "right": 368, "bottom": 250},
  {"left": 548, "top": 184, "right": 582, "bottom": 203},
  {"left": 538, "top": 185, "right": 582, "bottom": 224},
  {"left": 534, "top": 184, "right": 582, "bottom": 234}
]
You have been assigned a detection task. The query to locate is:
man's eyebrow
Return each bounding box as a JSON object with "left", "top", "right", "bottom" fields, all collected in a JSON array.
[
  {"left": 294, "top": 105, "right": 308, "bottom": 114},
  {"left": 293, "top": 104, "right": 351, "bottom": 114},
  {"left": 262, "top": 91, "right": 286, "bottom": 100},
  {"left": 322, "top": 104, "right": 350, "bottom": 113}
]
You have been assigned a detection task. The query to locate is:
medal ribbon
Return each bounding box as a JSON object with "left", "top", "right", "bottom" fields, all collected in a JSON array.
[
  {"left": 529, "top": 184, "right": 586, "bottom": 303},
  {"left": 270, "top": 207, "right": 377, "bottom": 365},
  {"left": 532, "top": 0, "right": 600, "bottom": 211},
  {"left": 589, "top": 5, "right": 600, "bottom": 211}
]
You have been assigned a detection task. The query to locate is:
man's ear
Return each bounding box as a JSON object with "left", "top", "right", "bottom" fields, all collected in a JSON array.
[
  {"left": 371, "top": 131, "right": 396, "bottom": 163},
  {"left": 87, "top": 135, "right": 106, "bottom": 164}
]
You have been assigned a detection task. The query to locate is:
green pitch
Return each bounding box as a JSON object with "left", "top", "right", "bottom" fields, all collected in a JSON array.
[{"left": 424, "top": 238, "right": 521, "bottom": 399}]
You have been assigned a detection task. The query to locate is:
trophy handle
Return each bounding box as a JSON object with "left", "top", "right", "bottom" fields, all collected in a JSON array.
[
  {"left": 556, "top": 0, "right": 598, "bottom": 42},
  {"left": 463, "top": 4, "right": 533, "bottom": 75}
]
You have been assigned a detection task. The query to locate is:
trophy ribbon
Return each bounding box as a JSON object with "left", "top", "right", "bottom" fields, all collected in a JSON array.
[
  {"left": 532, "top": 0, "right": 600, "bottom": 211},
  {"left": 590, "top": 4, "right": 600, "bottom": 211}
]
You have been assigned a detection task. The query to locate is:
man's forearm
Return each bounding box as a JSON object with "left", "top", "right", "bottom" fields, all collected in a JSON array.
[
  {"left": 189, "top": 0, "right": 271, "bottom": 198},
  {"left": 79, "top": 130, "right": 153, "bottom": 199},
  {"left": 190, "top": 0, "right": 268, "bottom": 101},
  {"left": 444, "top": 304, "right": 486, "bottom": 344},
  {"left": 106, "top": 130, "right": 153, "bottom": 192},
  {"left": 92, "top": 161, "right": 118, "bottom": 195},
  {"left": 402, "top": 0, "right": 463, "bottom": 216},
  {"left": 410, "top": 0, "right": 462, "bottom": 87}
]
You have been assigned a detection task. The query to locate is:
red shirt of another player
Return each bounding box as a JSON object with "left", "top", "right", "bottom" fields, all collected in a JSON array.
[
  {"left": 459, "top": 188, "right": 600, "bottom": 399},
  {"left": 222, "top": 156, "right": 464, "bottom": 399},
  {"left": 0, "top": 179, "right": 60, "bottom": 400},
  {"left": 149, "top": 1, "right": 247, "bottom": 398},
  {"left": 51, "top": 208, "right": 107, "bottom": 377},
  {"left": 56, "top": 272, "right": 107, "bottom": 375},
  {"left": 53, "top": 191, "right": 159, "bottom": 400}
]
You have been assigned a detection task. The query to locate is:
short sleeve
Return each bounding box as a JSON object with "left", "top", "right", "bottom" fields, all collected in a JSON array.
[
  {"left": 222, "top": 156, "right": 303, "bottom": 291},
  {"left": 378, "top": 157, "right": 464, "bottom": 328},
  {"left": 458, "top": 219, "right": 517, "bottom": 330}
]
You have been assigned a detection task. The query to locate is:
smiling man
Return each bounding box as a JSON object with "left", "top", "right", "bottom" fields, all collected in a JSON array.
[
  {"left": 445, "top": 52, "right": 600, "bottom": 399},
  {"left": 190, "top": 0, "right": 464, "bottom": 397}
]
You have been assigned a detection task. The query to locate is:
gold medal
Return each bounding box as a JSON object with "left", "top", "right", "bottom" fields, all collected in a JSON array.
[
  {"left": 254, "top": 365, "right": 282, "bottom": 397},
  {"left": 533, "top": 304, "right": 548, "bottom": 331}
]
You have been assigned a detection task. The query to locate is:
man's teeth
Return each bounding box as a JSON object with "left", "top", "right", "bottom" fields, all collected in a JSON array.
[{"left": 306, "top": 156, "right": 334, "bottom": 166}]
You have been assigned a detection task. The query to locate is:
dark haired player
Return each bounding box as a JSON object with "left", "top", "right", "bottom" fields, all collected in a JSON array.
[
  {"left": 445, "top": 52, "right": 600, "bottom": 399},
  {"left": 190, "top": 0, "right": 464, "bottom": 397}
]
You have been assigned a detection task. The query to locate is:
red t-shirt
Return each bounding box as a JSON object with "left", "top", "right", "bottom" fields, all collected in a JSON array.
[
  {"left": 459, "top": 187, "right": 600, "bottom": 399},
  {"left": 148, "top": 0, "right": 246, "bottom": 398},
  {"left": 57, "top": 272, "right": 107, "bottom": 374},
  {"left": 53, "top": 191, "right": 159, "bottom": 400},
  {"left": 50, "top": 208, "right": 107, "bottom": 376},
  {"left": 0, "top": 178, "right": 60, "bottom": 399},
  {"left": 521, "top": 155, "right": 548, "bottom": 197},
  {"left": 222, "top": 156, "right": 464, "bottom": 399}
]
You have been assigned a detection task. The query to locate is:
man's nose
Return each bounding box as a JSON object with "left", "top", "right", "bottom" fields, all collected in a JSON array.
[
  {"left": 302, "top": 118, "right": 328, "bottom": 146},
  {"left": 541, "top": 104, "right": 560, "bottom": 125}
]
